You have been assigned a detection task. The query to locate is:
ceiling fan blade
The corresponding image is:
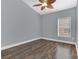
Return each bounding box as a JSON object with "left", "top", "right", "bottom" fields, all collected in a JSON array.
[
  {"left": 33, "top": 4, "right": 42, "bottom": 7},
  {"left": 47, "top": 0, "right": 56, "bottom": 4},
  {"left": 41, "top": 6, "right": 45, "bottom": 10},
  {"left": 39, "top": 0, "right": 44, "bottom": 3},
  {"left": 47, "top": 4, "right": 53, "bottom": 9}
]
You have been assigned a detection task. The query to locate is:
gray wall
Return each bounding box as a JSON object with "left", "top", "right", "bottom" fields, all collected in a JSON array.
[
  {"left": 1, "top": 0, "right": 41, "bottom": 47},
  {"left": 42, "top": 8, "right": 77, "bottom": 43},
  {"left": 1, "top": 0, "right": 77, "bottom": 47}
]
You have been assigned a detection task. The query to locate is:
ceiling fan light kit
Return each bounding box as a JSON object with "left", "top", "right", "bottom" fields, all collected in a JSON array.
[
  {"left": 33, "top": 0, "right": 56, "bottom": 10},
  {"left": 42, "top": 3, "right": 47, "bottom": 6}
]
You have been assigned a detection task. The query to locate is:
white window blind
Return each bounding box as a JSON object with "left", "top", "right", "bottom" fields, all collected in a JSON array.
[{"left": 58, "top": 16, "right": 71, "bottom": 37}]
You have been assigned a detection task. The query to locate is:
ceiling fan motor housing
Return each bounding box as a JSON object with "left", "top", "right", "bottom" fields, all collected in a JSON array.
[{"left": 34, "top": 0, "right": 56, "bottom": 10}]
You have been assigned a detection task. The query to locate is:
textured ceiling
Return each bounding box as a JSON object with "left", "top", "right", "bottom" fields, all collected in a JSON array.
[{"left": 22, "top": 0, "right": 77, "bottom": 15}]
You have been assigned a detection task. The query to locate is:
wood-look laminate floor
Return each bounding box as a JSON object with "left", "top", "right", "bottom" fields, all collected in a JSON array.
[{"left": 1, "top": 39, "right": 77, "bottom": 59}]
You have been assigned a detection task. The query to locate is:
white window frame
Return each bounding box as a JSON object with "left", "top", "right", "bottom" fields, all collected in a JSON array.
[{"left": 58, "top": 16, "right": 71, "bottom": 38}]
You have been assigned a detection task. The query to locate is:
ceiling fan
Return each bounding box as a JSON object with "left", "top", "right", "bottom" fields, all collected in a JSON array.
[{"left": 33, "top": 0, "right": 56, "bottom": 10}]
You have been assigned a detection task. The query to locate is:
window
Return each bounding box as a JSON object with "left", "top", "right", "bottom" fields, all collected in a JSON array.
[{"left": 58, "top": 16, "right": 71, "bottom": 37}]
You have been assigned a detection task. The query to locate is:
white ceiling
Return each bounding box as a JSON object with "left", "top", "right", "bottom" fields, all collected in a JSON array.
[{"left": 22, "top": 0, "right": 77, "bottom": 15}]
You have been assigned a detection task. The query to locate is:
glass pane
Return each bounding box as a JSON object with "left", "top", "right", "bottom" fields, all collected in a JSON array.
[{"left": 58, "top": 16, "right": 71, "bottom": 37}]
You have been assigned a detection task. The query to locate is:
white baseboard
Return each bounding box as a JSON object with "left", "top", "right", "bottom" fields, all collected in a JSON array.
[
  {"left": 1, "top": 37, "right": 77, "bottom": 51},
  {"left": 1, "top": 37, "right": 41, "bottom": 50},
  {"left": 40, "top": 37, "right": 76, "bottom": 45}
]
